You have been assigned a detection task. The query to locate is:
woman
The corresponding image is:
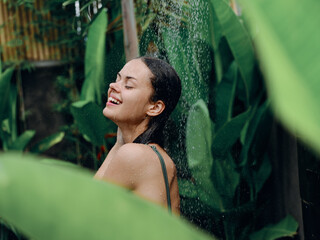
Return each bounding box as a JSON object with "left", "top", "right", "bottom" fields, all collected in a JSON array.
[{"left": 95, "top": 56, "right": 181, "bottom": 214}]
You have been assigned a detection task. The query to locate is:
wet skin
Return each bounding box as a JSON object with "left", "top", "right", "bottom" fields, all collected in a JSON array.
[{"left": 95, "top": 59, "right": 180, "bottom": 214}]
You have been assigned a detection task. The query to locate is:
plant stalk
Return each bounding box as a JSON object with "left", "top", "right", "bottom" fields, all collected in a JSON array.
[{"left": 121, "top": 0, "right": 139, "bottom": 61}]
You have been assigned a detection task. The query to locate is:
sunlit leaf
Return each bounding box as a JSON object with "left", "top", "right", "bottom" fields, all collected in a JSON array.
[
  {"left": 81, "top": 9, "right": 108, "bottom": 105},
  {"left": 8, "top": 130, "right": 35, "bottom": 151},
  {"left": 0, "top": 152, "right": 214, "bottom": 240},
  {"left": 30, "top": 132, "right": 65, "bottom": 153}
]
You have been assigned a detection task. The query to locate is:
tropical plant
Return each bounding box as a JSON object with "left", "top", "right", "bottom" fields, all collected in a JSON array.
[
  {"left": 0, "top": 152, "right": 216, "bottom": 240},
  {"left": 239, "top": 0, "right": 320, "bottom": 239},
  {"left": 1, "top": 0, "right": 317, "bottom": 239}
]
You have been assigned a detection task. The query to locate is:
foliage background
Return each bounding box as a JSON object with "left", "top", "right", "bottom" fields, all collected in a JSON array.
[{"left": 1, "top": 0, "right": 319, "bottom": 239}]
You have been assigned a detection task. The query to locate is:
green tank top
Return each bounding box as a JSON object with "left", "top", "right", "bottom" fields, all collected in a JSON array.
[{"left": 149, "top": 145, "right": 172, "bottom": 213}]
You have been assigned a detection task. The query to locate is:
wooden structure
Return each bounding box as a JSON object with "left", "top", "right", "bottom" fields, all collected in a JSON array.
[{"left": 0, "top": 0, "right": 69, "bottom": 62}]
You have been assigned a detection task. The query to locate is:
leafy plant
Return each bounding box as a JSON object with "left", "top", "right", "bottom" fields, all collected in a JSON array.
[
  {"left": 239, "top": 0, "right": 320, "bottom": 156},
  {"left": 0, "top": 152, "right": 216, "bottom": 240}
]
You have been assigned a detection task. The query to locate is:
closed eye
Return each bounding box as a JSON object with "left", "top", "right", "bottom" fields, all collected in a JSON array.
[{"left": 125, "top": 85, "right": 133, "bottom": 89}]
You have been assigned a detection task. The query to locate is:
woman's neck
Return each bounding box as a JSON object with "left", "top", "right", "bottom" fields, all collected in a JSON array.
[{"left": 117, "top": 120, "right": 149, "bottom": 144}]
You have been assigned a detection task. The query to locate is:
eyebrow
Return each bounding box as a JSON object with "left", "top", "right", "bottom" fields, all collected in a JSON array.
[{"left": 117, "top": 72, "right": 137, "bottom": 81}]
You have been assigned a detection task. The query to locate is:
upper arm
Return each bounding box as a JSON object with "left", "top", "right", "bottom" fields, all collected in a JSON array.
[{"left": 101, "top": 144, "right": 147, "bottom": 190}]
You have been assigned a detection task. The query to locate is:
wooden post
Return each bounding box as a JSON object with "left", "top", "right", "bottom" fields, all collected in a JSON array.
[{"left": 121, "top": 0, "right": 139, "bottom": 62}]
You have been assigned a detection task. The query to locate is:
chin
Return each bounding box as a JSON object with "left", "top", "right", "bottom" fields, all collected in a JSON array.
[
  {"left": 103, "top": 107, "right": 119, "bottom": 124},
  {"left": 102, "top": 107, "right": 111, "bottom": 118}
]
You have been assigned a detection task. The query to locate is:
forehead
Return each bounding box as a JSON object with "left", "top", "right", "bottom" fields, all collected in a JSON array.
[{"left": 119, "top": 59, "right": 153, "bottom": 81}]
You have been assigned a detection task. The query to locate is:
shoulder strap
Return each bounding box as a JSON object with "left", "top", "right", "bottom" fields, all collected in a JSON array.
[{"left": 149, "top": 145, "right": 172, "bottom": 213}]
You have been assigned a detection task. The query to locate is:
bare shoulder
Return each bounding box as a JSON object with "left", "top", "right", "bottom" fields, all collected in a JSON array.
[
  {"left": 110, "top": 143, "right": 154, "bottom": 170},
  {"left": 113, "top": 143, "right": 176, "bottom": 174},
  {"left": 114, "top": 143, "right": 150, "bottom": 161}
]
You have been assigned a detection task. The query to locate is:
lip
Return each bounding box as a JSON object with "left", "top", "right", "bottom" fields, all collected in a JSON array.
[
  {"left": 106, "top": 93, "right": 122, "bottom": 106},
  {"left": 109, "top": 94, "right": 122, "bottom": 103}
]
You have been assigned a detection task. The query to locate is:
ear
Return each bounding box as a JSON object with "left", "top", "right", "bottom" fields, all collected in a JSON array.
[{"left": 146, "top": 100, "right": 165, "bottom": 117}]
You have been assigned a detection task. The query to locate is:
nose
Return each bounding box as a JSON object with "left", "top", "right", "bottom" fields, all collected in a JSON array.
[{"left": 109, "top": 81, "right": 120, "bottom": 92}]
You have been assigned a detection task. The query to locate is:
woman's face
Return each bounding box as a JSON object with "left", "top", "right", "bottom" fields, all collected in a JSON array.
[{"left": 103, "top": 59, "right": 155, "bottom": 124}]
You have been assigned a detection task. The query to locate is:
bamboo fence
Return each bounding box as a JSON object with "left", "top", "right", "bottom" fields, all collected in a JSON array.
[{"left": 0, "top": 0, "right": 69, "bottom": 62}]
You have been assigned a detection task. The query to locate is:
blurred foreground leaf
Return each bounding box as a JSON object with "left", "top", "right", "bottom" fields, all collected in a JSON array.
[
  {"left": 0, "top": 152, "right": 214, "bottom": 240},
  {"left": 240, "top": 0, "right": 320, "bottom": 154}
]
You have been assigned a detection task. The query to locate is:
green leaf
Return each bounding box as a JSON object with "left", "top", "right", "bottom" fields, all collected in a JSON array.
[
  {"left": 8, "top": 130, "right": 35, "bottom": 151},
  {"left": 162, "top": 27, "right": 210, "bottom": 107},
  {"left": 186, "top": 99, "right": 222, "bottom": 210},
  {"left": 250, "top": 215, "right": 298, "bottom": 240},
  {"left": 253, "top": 155, "right": 271, "bottom": 195},
  {"left": 211, "top": 154, "right": 240, "bottom": 209},
  {"left": 215, "top": 61, "right": 238, "bottom": 129},
  {"left": 8, "top": 84, "right": 18, "bottom": 143},
  {"left": 41, "top": 158, "right": 81, "bottom": 169},
  {"left": 212, "top": 108, "right": 251, "bottom": 158},
  {"left": 71, "top": 100, "right": 116, "bottom": 146},
  {"left": 30, "top": 132, "right": 65, "bottom": 153},
  {"left": 240, "top": 0, "right": 320, "bottom": 155},
  {"left": 0, "top": 67, "right": 14, "bottom": 123},
  {"left": 239, "top": 100, "right": 270, "bottom": 166},
  {"left": 81, "top": 9, "right": 108, "bottom": 105},
  {"left": 210, "top": 0, "right": 255, "bottom": 102},
  {"left": 0, "top": 152, "right": 214, "bottom": 240}
]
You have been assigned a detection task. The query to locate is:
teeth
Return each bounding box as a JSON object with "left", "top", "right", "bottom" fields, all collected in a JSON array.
[{"left": 108, "top": 97, "right": 121, "bottom": 105}]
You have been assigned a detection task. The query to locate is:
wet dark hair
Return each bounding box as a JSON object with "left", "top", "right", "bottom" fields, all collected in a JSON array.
[{"left": 133, "top": 56, "right": 182, "bottom": 147}]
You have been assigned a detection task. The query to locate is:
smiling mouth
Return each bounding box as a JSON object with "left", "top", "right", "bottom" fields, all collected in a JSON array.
[{"left": 108, "top": 97, "right": 122, "bottom": 105}]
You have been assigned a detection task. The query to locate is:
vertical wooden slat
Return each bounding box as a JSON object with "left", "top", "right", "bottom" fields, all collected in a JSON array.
[
  {"left": 21, "top": 4, "right": 32, "bottom": 59},
  {"left": 0, "top": 2, "right": 9, "bottom": 61},
  {"left": 28, "top": 8, "right": 38, "bottom": 61},
  {"left": 1, "top": 0, "right": 70, "bottom": 62},
  {"left": 47, "top": 11, "right": 54, "bottom": 60},
  {"left": 53, "top": 26, "right": 61, "bottom": 60},
  {"left": 34, "top": 0, "right": 44, "bottom": 61},
  {"left": 4, "top": 4, "right": 14, "bottom": 60},
  {"left": 15, "top": 5, "right": 25, "bottom": 61},
  {"left": 40, "top": 1, "right": 50, "bottom": 60}
]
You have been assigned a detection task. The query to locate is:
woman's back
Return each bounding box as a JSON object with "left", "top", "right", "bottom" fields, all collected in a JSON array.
[{"left": 95, "top": 143, "right": 180, "bottom": 214}]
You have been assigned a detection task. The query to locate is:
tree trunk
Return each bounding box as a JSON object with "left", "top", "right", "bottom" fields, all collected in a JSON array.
[{"left": 121, "top": 0, "right": 139, "bottom": 62}]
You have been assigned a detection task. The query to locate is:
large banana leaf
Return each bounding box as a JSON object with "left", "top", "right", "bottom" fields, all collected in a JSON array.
[
  {"left": 0, "top": 152, "right": 213, "bottom": 240},
  {"left": 186, "top": 99, "right": 222, "bottom": 210},
  {"left": 212, "top": 108, "right": 251, "bottom": 157},
  {"left": 215, "top": 61, "right": 238, "bottom": 129},
  {"left": 81, "top": 9, "right": 107, "bottom": 105},
  {"left": 240, "top": 0, "right": 320, "bottom": 154},
  {"left": 210, "top": 0, "right": 255, "bottom": 102}
]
